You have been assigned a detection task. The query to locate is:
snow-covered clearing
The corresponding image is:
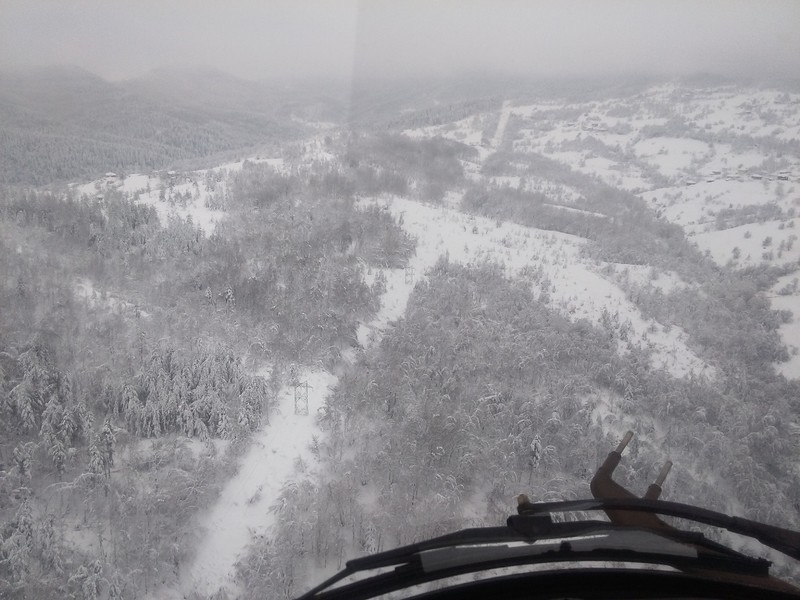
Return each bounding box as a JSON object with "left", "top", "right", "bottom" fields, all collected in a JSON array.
[
  {"left": 542, "top": 203, "right": 607, "bottom": 219},
  {"left": 136, "top": 186, "right": 226, "bottom": 233},
  {"left": 692, "top": 219, "right": 800, "bottom": 267},
  {"left": 642, "top": 179, "right": 793, "bottom": 235},
  {"left": 179, "top": 368, "right": 336, "bottom": 599},
  {"left": 602, "top": 264, "right": 691, "bottom": 294},
  {"left": 74, "top": 278, "right": 150, "bottom": 318},
  {"left": 70, "top": 156, "right": 286, "bottom": 235},
  {"left": 633, "top": 137, "right": 708, "bottom": 177}
]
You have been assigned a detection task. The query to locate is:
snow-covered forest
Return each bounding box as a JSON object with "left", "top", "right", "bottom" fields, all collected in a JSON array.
[{"left": 2, "top": 2, "right": 800, "bottom": 598}]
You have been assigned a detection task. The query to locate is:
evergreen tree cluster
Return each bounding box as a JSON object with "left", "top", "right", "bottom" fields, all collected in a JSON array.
[{"left": 113, "top": 343, "right": 269, "bottom": 441}]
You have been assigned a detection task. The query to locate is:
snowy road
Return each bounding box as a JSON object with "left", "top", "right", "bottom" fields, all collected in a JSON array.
[{"left": 492, "top": 100, "right": 512, "bottom": 149}]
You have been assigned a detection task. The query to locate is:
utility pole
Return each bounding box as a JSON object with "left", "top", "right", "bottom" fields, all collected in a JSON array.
[{"left": 294, "top": 381, "right": 311, "bottom": 415}]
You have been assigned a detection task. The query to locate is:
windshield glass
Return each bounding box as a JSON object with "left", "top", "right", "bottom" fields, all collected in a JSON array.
[{"left": 1, "top": 1, "right": 799, "bottom": 598}]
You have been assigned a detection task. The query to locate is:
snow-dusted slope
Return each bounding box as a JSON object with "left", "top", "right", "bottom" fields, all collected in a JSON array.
[{"left": 366, "top": 195, "right": 714, "bottom": 380}]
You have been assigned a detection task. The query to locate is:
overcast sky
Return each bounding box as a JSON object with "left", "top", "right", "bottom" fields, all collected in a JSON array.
[{"left": 1, "top": 0, "right": 798, "bottom": 82}]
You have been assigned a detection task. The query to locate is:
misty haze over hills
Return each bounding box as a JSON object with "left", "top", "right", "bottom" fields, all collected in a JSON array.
[{"left": 2, "top": 64, "right": 797, "bottom": 186}]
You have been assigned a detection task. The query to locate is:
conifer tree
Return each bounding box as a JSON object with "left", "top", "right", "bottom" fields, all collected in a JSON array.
[
  {"left": 11, "top": 443, "right": 33, "bottom": 479},
  {"left": 88, "top": 432, "right": 105, "bottom": 478},
  {"left": 101, "top": 417, "right": 115, "bottom": 478},
  {"left": 2, "top": 498, "right": 34, "bottom": 586},
  {"left": 36, "top": 515, "right": 64, "bottom": 576}
]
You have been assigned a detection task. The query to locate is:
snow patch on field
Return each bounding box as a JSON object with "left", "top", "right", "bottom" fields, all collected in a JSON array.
[
  {"left": 405, "top": 115, "right": 485, "bottom": 147},
  {"left": 692, "top": 219, "right": 800, "bottom": 267},
  {"left": 542, "top": 203, "right": 607, "bottom": 219},
  {"left": 642, "top": 179, "right": 793, "bottom": 235},
  {"left": 602, "top": 264, "right": 691, "bottom": 294},
  {"left": 633, "top": 137, "right": 708, "bottom": 177},
  {"left": 545, "top": 151, "right": 651, "bottom": 193},
  {"left": 136, "top": 187, "right": 225, "bottom": 234}
]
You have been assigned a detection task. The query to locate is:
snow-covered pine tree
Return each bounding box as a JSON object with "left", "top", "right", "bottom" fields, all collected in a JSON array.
[
  {"left": 11, "top": 443, "right": 33, "bottom": 479},
  {"left": 68, "top": 560, "right": 104, "bottom": 600},
  {"left": 35, "top": 515, "right": 64, "bottom": 576},
  {"left": 40, "top": 395, "right": 66, "bottom": 475},
  {"left": 61, "top": 401, "right": 81, "bottom": 445},
  {"left": 180, "top": 402, "right": 194, "bottom": 437},
  {"left": 88, "top": 432, "right": 104, "bottom": 478},
  {"left": 101, "top": 417, "right": 115, "bottom": 478},
  {"left": 224, "top": 285, "right": 235, "bottom": 310},
  {"left": 2, "top": 497, "right": 34, "bottom": 586},
  {"left": 11, "top": 379, "right": 36, "bottom": 431}
]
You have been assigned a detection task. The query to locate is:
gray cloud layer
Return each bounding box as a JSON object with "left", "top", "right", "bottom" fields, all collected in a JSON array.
[{"left": 1, "top": 0, "right": 798, "bottom": 81}]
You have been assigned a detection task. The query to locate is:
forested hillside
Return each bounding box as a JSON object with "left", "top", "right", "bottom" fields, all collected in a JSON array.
[{"left": 0, "top": 66, "right": 304, "bottom": 186}]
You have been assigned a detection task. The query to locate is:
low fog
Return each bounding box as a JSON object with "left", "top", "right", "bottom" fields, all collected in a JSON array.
[{"left": 2, "top": 0, "right": 799, "bottom": 82}]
